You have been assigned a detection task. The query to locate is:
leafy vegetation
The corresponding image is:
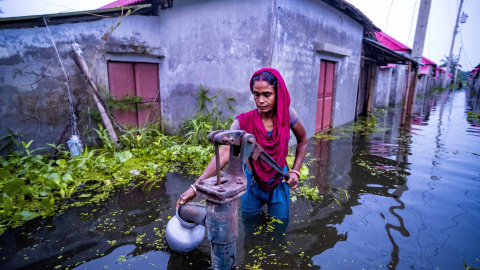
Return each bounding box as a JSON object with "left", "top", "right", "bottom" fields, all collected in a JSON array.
[
  {"left": 85, "top": 90, "right": 149, "bottom": 123},
  {"left": 467, "top": 110, "right": 480, "bottom": 121},
  {"left": 0, "top": 125, "right": 216, "bottom": 235},
  {"left": 181, "top": 84, "right": 235, "bottom": 145},
  {"left": 448, "top": 84, "right": 460, "bottom": 89},
  {"left": 430, "top": 87, "right": 445, "bottom": 94}
]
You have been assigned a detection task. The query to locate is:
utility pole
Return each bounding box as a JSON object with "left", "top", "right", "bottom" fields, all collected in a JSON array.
[
  {"left": 454, "top": 47, "right": 462, "bottom": 85},
  {"left": 411, "top": 0, "right": 432, "bottom": 63},
  {"left": 404, "top": 0, "right": 431, "bottom": 119},
  {"left": 443, "top": 0, "right": 464, "bottom": 88}
]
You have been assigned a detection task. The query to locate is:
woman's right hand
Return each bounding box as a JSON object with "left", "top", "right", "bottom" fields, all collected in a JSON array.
[{"left": 175, "top": 186, "right": 197, "bottom": 209}]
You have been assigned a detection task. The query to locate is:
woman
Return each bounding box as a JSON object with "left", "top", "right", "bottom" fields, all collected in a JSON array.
[{"left": 176, "top": 68, "right": 307, "bottom": 222}]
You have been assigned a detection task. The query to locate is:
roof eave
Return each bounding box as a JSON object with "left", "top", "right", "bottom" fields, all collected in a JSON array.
[
  {"left": 363, "top": 38, "right": 420, "bottom": 66},
  {"left": 0, "top": 4, "right": 153, "bottom": 29},
  {"left": 320, "top": 0, "right": 381, "bottom": 32}
]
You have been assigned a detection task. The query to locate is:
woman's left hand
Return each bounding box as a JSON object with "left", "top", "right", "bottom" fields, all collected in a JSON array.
[{"left": 284, "top": 172, "right": 299, "bottom": 189}]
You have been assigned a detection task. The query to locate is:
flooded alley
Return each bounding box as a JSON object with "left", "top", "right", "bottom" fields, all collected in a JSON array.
[{"left": 1, "top": 88, "right": 479, "bottom": 270}]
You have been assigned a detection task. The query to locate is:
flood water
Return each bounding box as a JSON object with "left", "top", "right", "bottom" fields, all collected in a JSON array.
[{"left": 1, "top": 88, "right": 479, "bottom": 270}]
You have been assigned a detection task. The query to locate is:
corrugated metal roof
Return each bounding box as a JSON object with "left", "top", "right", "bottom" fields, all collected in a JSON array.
[
  {"left": 98, "top": 0, "right": 381, "bottom": 32},
  {"left": 100, "top": 0, "right": 146, "bottom": 9},
  {"left": 374, "top": 32, "right": 411, "bottom": 53},
  {"left": 363, "top": 37, "right": 418, "bottom": 66},
  {"left": 0, "top": 4, "right": 152, "bottom": 29},
  {"left": 422, "top": 57, "right": 436, "bottom": 65}
]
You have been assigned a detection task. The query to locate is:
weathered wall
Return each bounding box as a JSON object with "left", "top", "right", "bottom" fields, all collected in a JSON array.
[
  {"left": 389, "top": 64, "right": 407, "bottom": 105},
  {"left": 156, "top": 0, "right": 275, "bottom": 132},
  {"left": 271, "top": 0, "right": 364, "bottom": 138},
  {"left": 373, "top": 67, "right": 392, "bottom": 109},
  {"left": 1, "top": 0, "right": 367, "bottom": 149},
  {"left": 0, "top": 14, "right": 161, "bottom": 151}
]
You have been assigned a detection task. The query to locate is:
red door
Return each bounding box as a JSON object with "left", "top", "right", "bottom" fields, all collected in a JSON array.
[
  {"left": 315, "top": 60, "right": 335, "bottom": 133},
  {"left": 107, "top": 62, "right": 161, "bottom": 127}
]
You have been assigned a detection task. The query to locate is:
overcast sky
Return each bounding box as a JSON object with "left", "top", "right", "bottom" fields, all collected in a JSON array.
[{"left": 1, "top": 0, "right": 479, "bottom": 70}]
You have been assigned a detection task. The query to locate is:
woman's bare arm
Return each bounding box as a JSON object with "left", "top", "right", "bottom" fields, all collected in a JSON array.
[
  {"left": 176, "top": 145, "right": 230, "bottom": 207},
  {"left": 285, "top": 120, "right": 308, "bottom": 189}
]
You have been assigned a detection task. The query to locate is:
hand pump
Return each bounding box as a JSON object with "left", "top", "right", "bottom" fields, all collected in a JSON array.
[{"left": 168, "top": 130, "right": 289, "bottom": 270}]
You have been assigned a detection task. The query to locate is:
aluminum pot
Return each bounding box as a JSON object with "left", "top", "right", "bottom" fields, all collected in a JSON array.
[{"left": 166, "top": 205, "right": 206, "bottom": 253}]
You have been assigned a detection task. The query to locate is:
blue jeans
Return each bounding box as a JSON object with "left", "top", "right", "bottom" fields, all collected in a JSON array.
[{"left": 241, "top": 165, "right": 290, "bottom": 222}]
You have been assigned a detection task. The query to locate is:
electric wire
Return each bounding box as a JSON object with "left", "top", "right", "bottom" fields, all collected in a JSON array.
[
  {"left": 406, "top": 0, "right": 419, "bottom": 46},
  {"left": 43, "top": 17, "right": 79, "bottom": 137},
  {"left": 380, "top": 0, "right": 395, "bottom": 42},
  {"left": 459, "top": 31, "right": 473, "bottom": 70}
]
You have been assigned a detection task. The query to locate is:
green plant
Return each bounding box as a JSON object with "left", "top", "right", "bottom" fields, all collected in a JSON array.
[
  {"left": 0, "top": 130, "right": 23, "bottom": 155},
  {"left": 430, "top": 87, "right": 445, "bottom": 94},
  {"left": 0, "top": 123, "right": 220, "bottom": 235},
  {"left": 85, "top": 92, "right": 145, "bottom": 123},
  {"left": 448, "top": 84, "right": 459, "bottom": 89},
  {"left": 467, "top": 110, "right": 480, "bottom": 121},
  {"left": 373, "top": 108, "right": 387, "bottom": 116},
  {"left": 182, "top": 85, "right": 235, "bottom": 145},
  {"left": 353, "top": 115, "right": 378, "bottom": 134}
]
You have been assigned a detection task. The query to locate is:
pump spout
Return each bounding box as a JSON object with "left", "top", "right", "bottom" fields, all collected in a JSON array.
[{"left": 178, "top": 203, "right": 207, "bottom": 226}]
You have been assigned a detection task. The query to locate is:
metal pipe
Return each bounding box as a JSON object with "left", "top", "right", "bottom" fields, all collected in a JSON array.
[
  {"left": 178, "top": 203, "right": 207, "bottom": 226},
  {"left": 206, "top": 200, "right": 239, "bottom": 270}
]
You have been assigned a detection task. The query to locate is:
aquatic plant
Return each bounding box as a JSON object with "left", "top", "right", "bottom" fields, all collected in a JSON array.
[
  {"left": 467, "top": 110, "right": 480, "bottom": 121},
  {"left": 448, "top": 83, "right": 459, "bottom": 89},
  {"left": 287, "top": 154, "right": 320, "bottom": 202},
  {"left": 0, "top": 126, "right": 217, "bottom": 235},
  {"left": 430, "top": 87, "right": 445, "bottom": 93}
]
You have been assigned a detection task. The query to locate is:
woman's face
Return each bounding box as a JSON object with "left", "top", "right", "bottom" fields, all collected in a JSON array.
[{"left": 252, "top": 80, "right": 276, "bottom": 114}]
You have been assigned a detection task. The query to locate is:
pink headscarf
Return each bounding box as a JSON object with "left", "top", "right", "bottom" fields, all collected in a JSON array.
[{"left": 237, "top": 68, "right": 291, "bottom": 192}]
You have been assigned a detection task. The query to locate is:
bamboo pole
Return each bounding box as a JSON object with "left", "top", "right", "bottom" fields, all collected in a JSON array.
[
  {"left": 71, "top": 42, "right": 119, "bottom": 144},
  {"left": 401, "top": 63, "right": 413, "bottom": 126},
  {"left": 366, "top": 64, "right": 377, "bottom": 115}
]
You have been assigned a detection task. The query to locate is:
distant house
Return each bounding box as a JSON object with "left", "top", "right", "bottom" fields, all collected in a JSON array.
[
  {"left": 357, "top": 31, "right": 440, "bottom": 120},
  {"left": 356, "top": 31, "right": 417, "bottom": 118},
  {"left": 469, "top": 65, "right": 480, "bottom": 94}
]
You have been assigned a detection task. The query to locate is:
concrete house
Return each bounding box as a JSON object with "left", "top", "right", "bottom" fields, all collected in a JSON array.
[
  {"left": 468, "top": 65, "right": 480, "bottom": 112},
  {"left": 0, "top": 0, "right": 380, "bottom": 150},
  {"left": 355, "top": 32, "right": 417, "bottom": 118}
]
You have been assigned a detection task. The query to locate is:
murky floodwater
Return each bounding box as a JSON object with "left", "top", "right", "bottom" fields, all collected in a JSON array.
[{"left": 1, "top": 88, "right": 479, "bottom": 269}]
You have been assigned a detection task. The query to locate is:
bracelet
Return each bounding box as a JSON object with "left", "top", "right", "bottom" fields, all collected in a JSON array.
[
  {"left": 289, "top": 170, "right": 300, "bottom": 178},
  {"left": 190, "top": 184, "right": 197, "bottom": 192}
]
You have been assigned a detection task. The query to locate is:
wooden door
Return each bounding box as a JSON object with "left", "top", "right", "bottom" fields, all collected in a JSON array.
[
  {"left": 108, "top": 61, "right": 161, "bottom": 127},
  {"left": 315, "top": 60, "right": 336, "bottom": 133},
  {"left": 108, "top": 62, "right": 137, "bottom": 126}
]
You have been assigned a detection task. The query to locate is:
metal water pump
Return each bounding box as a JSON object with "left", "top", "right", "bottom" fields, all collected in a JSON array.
[{"left": 173, "top": 130, "right": 289, "bottom": 269}]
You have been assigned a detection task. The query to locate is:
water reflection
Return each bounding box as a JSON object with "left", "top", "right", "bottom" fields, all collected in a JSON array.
[{"left": 1, "top": 90, "right": 479, "bottom": 269}]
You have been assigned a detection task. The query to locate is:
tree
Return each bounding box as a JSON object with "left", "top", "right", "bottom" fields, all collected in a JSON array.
[{"left": 439, "top": 54, "right": 462, "bottom": 74}]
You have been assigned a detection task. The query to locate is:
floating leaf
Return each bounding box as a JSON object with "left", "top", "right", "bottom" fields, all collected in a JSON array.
[{"left": 3, "top": 178, "right": 25, "bottom": 196}]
